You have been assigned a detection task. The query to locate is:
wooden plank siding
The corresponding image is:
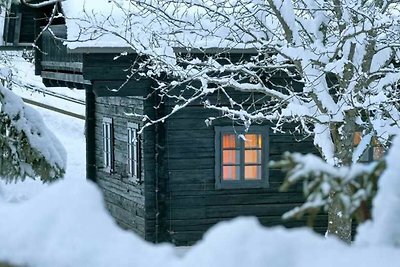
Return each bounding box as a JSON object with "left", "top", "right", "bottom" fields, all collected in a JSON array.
[
  {"left": 93, "top": 95, "right": 156, "bottom": 241},
  {"left": 162, "top": 98, "right": 327, "bottom": 245},
  {"left": 91, "top": 77, "right": 328, "bottom": 246},
  {"left": 38, "top": 25, "right": 85, "bottom": 86}
]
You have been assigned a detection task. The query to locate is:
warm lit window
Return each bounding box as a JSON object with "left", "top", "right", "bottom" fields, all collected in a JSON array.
[
  {"left": 102, "top": 117, "right": 114, "bottom": 172},
  {"left": 215, "top": 126, "right": 269, "bottom": 189},
  {"left": 353, "top": 131, "right": 385, "bottom": 162},
  {"left": 127, "top": 122, "right": 140, "bottom": 181}
]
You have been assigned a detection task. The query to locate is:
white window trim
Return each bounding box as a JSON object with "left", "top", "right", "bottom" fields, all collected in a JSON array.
[
  {"left": 102, "top": 117, "right": 114, "bottom": 173},
  {"left": 127, "top": 122, "right": 140, "bottom": 182}
]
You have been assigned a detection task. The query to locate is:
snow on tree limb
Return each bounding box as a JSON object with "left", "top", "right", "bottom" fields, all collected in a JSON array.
[
  {"left": 20, "top": 0, "right": 65, "bottom": 8},
  {"left": 0, "top": 84, "right": 66, "bottom": 182},
  {"left": 356, "top": 134, "right": 400, "bottom": 247},
  {"left": 273, "top": 151, "right": 384, "bottom": 223}
]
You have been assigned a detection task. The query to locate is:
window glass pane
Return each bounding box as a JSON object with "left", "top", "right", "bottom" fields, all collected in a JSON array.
[
  {"left": 128, "top": 130, "right": 132, "bottom": 145},
  {"left": 245, "top": 150, "right": 262, "bottom": 164},
  {"left": 245, "top": 166, "right": 261, "bottom": 180},
  {"left": 223, "top": 150, "right": 240, "bottom": 164},
  {"left": 223, "top": 134, "right": 236, "bottom": 148},
  {"left": 353, "top": 131, "right": 362, "bottom": 145},
  {"left": 223, "top": 166, "right": 240, "bottom": 180},
  {"left": 244, "top": 134, "right": 262, "bottom": 148}
]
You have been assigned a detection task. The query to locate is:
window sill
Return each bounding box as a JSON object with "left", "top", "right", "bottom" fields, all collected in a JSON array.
[{"left": 215, "top": 179, "right": 269, "bottom": 190}]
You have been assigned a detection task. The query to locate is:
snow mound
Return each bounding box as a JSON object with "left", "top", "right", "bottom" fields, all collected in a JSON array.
[
  {"left": 0, "top": 179, "right": 175, "bottom": 267},
  {"left": 1, "top": 179, "right": 400, "bottom": 267}
]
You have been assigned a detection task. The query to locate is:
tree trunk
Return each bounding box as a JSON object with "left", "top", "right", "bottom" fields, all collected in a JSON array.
[
  {"left": 327, "top": 191, "right": 352, "bottom": 243},
  {"left": 327, "top": 110, "right": 357, "bottom": 243}
]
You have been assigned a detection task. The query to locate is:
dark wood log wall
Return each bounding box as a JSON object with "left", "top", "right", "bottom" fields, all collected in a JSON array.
[
  {"left": 91, "top": 77, "right": 329, "bottom": 246},
  {"left": 34, "top": 20, "right": 332, "bottom": 245},
  {"left": 162, "top": 93, "right": 327, "bottom": 246},
  {"left": 93, "top": 95, "right": 156, "bottom": 240}
]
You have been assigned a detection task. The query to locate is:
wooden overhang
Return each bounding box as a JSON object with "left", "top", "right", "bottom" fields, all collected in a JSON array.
[{"left": 37, "top": 24, "right": 154, "bottom": 96}]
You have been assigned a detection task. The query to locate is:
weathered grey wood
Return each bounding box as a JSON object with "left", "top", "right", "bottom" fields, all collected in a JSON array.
[
  {"left": 41, "top": 71, "right": 91, "bottom": 85},
  {"left": 93, "top": 80, "right": 153, "bottom": 97},
  {"left": 22, "top": 98, "right": 85, "bottom": 120},
  {"left": 82, "top": 53, "right": 144, "bottom": 80},
  {"left": 93, "top": 95, "right": 157, "bottom": 241},
  {"left": 12, "top": 13, "right": 22, "bottom": 45},
  {"left": 41, "top": 61, "right": 83, "bottom": 72}
]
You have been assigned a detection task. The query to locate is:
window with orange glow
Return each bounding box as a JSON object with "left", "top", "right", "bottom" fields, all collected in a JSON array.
[
  {"left": 354, "top": 131, "right": 385, "bottom": 161},
  {"left": 216, "top": 126, "right": 268, "bottom": 189}
]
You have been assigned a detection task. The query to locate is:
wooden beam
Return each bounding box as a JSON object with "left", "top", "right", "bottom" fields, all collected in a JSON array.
[
  {"left": 22, "top": 98, "right": 85, "bottom": 120},
  {"left": 41, "top": 71, "right": 91, "bottom": 85},
  {"left": 13, "top": 13, "right": 22, "bottom": 45},
  {"left": 41, "top": 61, "right": 83, "bottom": 72}
]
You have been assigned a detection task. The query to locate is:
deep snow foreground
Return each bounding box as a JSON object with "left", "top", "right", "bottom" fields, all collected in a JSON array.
[{"left": 1, "top": 178, "right": 400, "bottom": 267}]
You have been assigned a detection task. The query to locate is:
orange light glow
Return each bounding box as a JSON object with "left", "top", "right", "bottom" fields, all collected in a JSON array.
[
  {"left": 223, "top": 166, "right": 239, "bottom": 180},
  {"left": 353, "top": 132, "right": 362, "bottom": 145},
  {"left": 244, "top": 150, "right": 261, "bottom": 164},
  {"left": 223, "top": 150, "right": 240, "bottom": 164},
  {"left": 245, "top": 166, "right": 261, "bottom": 180},
  {"left": 223, "top": 134, "right": 236, "bottom": 148},
  {"left": 245, "top": 134, "right": 262, "bottom": 148}
]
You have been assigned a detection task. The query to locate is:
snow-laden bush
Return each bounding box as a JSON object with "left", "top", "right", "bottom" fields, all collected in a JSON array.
[{"left": 0, "top": 84, "right": 66, "bottom": 182}]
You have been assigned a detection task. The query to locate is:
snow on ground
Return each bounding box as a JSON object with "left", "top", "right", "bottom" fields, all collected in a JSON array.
[{"left": 1, "top": 180, "right": 400, "bottom": 267}]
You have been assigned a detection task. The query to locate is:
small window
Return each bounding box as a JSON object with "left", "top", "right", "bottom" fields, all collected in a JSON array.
[
  {"left": 215, "top": 126, "right": 269, "bottom": 189},
  {"left": 127, "top": 122, "right": 141, "bottom": 181},
  {"left": 353, "top": 132, "right": 385, "bottom": 162},
  {"left": 102, "top": 117, "right": 114, "bottom": 172}
]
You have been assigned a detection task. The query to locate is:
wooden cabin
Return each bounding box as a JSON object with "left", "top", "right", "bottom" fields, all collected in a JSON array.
[
  {"left": 34, "top": 23, "right": 328, "bottom": 245},
  {"left": 1, "top": 1, "right": 64, "bottom": 47}
]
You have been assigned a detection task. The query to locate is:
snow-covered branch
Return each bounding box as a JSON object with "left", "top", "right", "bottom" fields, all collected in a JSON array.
[
  {"left": 272, "top": 152, "right": 385, "bottom": 223},
  {"left": 20, "top": 0, "right": 65, "bottom": 8},
  {"left": 0, "top": 83, "right": 66, "bottom": 182}
]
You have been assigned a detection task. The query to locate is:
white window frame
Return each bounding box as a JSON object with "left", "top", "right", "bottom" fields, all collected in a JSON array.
[
  {"left": 127, "top": 122, "right": 140, "bottom": 181},
  {"left": 102, "top": 117, "right": 114, "bottom": 172}
]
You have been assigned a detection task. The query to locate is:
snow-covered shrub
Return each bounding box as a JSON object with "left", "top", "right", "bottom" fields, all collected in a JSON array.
[{"left": 0, "top": 84, "right": 66, "bottom": 182}]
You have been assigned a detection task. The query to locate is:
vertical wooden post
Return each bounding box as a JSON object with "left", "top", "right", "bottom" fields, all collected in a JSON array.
[
  {"left": 13, "top": 13, "right": 22, "bottom": 46},
  {"left": 86, "top": 86, "right": 97, "bottom": 182}
]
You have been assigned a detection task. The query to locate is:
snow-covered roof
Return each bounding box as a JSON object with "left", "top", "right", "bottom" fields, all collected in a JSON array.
[{"left": 61, "top": 0, "right": 265, "bottom": 53}]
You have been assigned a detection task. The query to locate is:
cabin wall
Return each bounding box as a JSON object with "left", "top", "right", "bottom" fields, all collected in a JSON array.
[
  {"left": 94, "top": 95, "right": 156, "bottom": 240},
  {"left": 162, "top": 92, "right": 327, "bottom": 245}
]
